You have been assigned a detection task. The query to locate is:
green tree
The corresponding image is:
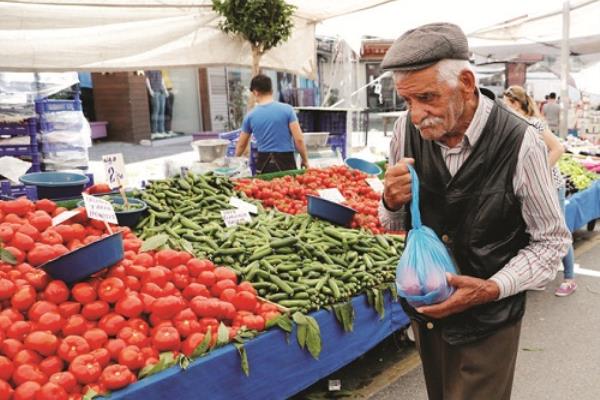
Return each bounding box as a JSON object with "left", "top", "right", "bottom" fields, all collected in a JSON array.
[{"left": 212, "top": 0, "right": 296, "bottom": 77}]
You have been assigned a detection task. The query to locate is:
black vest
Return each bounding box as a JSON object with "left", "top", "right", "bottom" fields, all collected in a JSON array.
[{"left": 402, "top": 89, "right": 530, "bottom": 345}]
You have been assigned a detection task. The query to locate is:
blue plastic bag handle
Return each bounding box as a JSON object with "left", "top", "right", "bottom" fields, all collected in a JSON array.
[{"left": 406, "top": 164, "right": 421, "bottom": 228}]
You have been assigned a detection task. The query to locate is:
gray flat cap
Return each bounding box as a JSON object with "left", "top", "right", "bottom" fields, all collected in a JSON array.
[{"left": 381, "top": 22, "right": 469, "bottom": 71}]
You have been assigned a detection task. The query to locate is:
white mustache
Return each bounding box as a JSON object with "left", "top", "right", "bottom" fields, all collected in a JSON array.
[{"left": 416, "top": 117, "right": 444, "bottom": 130}]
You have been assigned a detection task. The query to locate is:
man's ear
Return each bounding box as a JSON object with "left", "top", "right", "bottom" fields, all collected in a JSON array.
[{"left": 458, "top": 70, "right": 476, "bottom": 95}]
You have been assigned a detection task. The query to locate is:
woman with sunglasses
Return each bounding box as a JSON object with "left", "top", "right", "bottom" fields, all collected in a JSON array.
[{"left": 503, "top": 85, "right": 577, "bottom": 297}]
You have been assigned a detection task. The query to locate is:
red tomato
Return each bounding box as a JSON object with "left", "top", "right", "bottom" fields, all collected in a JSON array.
[
  {"left": 214, "top": 267, "right": 237, "bottom": 283},
  {"left": 36, "top": 382, "right": 68, "bottom": 400},
  {"left": 152, "top": 326, "right": 180, "bottom": 352},
  {"left": 13, "top": 349, "right": 43, "bottom": 366},
  {"left": 150, "top": 295, "right": 185, "bottom": 320},
  {"left": 6, "top": 320, "right": 32, "bottom": 341},
  {"left": 97, "top": 277, "right": 125, "bottom": 304},
  {"left": 69, "top": 354, "right": 101, "bottom": 385},
  {"left": 0, "top": 379, "right": 13, "bottom": 400},
  {"left": 11, "top": 286, "right": 36, "bottom": 311},
  {"left": 35, "top": 199, "right": 57, "bottom": 214},
  {"left": 28, "top": 301, "right": 58, "bottom": 322},
  {"left": 49, "top": 372, "right": 78, "bottom": 393},
  {"left": 36, "top": 312, "right": 65, "bottom": 334},
  {"left": 10, "top": 231, "right": 35, "bottom": 251},
  {"left": 14, "top": 381, "right": 41, "bottom": 400},
  {"left": 182, "top": 283, "right": 210, "bottom": 300},
  {"left": 210, "top": 279, "right": 236, "bottom": 298},
  {"left": 100, "top": 364, "right": 135, "bottom": 390},
  {"left": 24, "top": 331, "right": 59, "bottom": 356},
  {"left": 118, "top": 345, "right": 144, "bottom": 371},
  {"left": 57, "top": 336, "right": 90, "bottom": 363},
  {"left": 219, "top": 288, "right": 237, "bottom": 303},
  {"left": 232, "top": 291, "right": 258, "bottom": 312},
  {"left": 133, "top": 253, "right": 154, "bottom": 268},
  {"left": 57, "top": 302, "right": 81, "bottom": 319},
  {"left": 81, "top": 300, "right": 110, "bottom": 321},
  {"left": 126, "top": 318, "right": 150, "bottom": 336},
  {"left": 61, "top": 315, "right": 87, "bottom": 336},
  {"left": 0, "top": 278, "right": 16, "bottom": 300},
  {"left": 117, "top": 327, "right": 148, "bottom": 348},
  {"left": 115, "top": 295, "right": 144, "bottom": 319},
  {"left": 186, "top": 259, "right": 214, "bottom": 276},
  {"left": 13, "top": 363, "right": 48, "bottom": 386},
  {"left": 105, "top": 339, "right": 126, "bottom": 361},
  {"left": 71, "top": 282, "right": 97, "bottom": 304},
  {"left": 90, "top": 348, "right": 111, "bottom": 368},
  {"left": 196, "top": 271, "right": 216, "bottom": 287},
  {"left": 43, "top": 280, "right": 69, "bottom": 304},
  {"left": 1, "top": 338, "right": 24, "bottom": 360},
  {"left": 181, "top": 332, "right": 205, "bottom": 356},
  {"left": 155, "top": 249, "right": 180, "bottom": 269},
  {"left": 83, "top": 328, "right": 108, "bottom": 350},
  {"left": 39, "top": 355, "right": 64, "bottom": 377},
  {"left": 98, "top": 313, "right": 126, "bottom": 337},
  {"left": 3, "top": 246, "right": 25, "bottom": 264},
  {"left": 236, "top": 281, "right": 257, "bottom": 295},
  {"left": 0, "top": 356, "right": 14, "bottom": 381}
]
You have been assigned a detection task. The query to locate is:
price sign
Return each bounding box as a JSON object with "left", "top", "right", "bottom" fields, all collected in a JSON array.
[
  {"left": 229, "top": 197, "right": 258, "bottom": 214},
  {"left": 220, "top": 209, "right": 252, "bottom": 227},
  {"left": 102, "top": 153, "right": 127, "bottom": 189},
  {"left": 51, "top": 210, "right": 80, "bottom": 226},
  {"left": 318, "top": 188, "right": 346, "bottom": 204},
  {"left": 366, "top": 177, "right": 384, "bottom": 194},
  {"left": 82, "top": 194, "right": 118, "bottom": 225}
]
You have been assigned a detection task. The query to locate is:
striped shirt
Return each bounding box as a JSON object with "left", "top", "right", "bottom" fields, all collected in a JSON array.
[
  {"left": 379, "top": 92, "right": 571, "bottom": 300},
  {"left": 528, "top": 117, "right": 565, "bottom": 190}
]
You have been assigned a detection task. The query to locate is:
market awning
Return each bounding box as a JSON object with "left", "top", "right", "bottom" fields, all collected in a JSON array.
[{"left": 0, "top": 0, "right": 392, "bottom": 75}]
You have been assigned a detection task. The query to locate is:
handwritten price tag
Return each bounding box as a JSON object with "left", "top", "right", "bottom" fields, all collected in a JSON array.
[
  {"left": 102, "top": 153, "right": 127, "bottom": 189},
  {"left": 317, "top": 188, "right": 346, "bottom": 204},
  {"left": 366, "top": 178, "right": 384, "bottom": 193},
  {"left": 82, "top": 194, "right": 118, "bottom": 224},
  {"left": 221, "top": 209, "right": 252, "bottom": 227},
  {"left": 229, "top": 197, "right": 258, "bottom": 214}
]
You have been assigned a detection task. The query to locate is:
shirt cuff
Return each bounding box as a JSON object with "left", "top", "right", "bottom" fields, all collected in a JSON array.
[
  {"left": 378, "top": 200, "right": 407, "bottom": 232},
  {"left": 489, "top": 269, "right": 519, "bottom": 300}
]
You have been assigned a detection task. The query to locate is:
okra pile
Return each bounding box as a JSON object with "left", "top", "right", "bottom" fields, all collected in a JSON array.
[{"left": 191, "top": 211, "right": 403, "bottom": 313}]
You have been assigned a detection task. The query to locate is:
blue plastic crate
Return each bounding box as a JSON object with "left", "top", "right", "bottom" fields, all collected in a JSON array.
[
  {"left": 0, "top": 118, "right": 37, "bottom": 137},
  {"left": 319, "top": 111, "right": 346, "bottom": 135},
  {"left": 35, "top": 98, "right": 82, "bottom": 114},
  {"left": 297, "top": 111, "right": 315, "bottom": 132},
  {"left": 41, "top": 142, "right": 87, "bottom": 153},
  {"left": 219, "top": 129, "right": 242, "bottom": 141},
  {"left": 0, "top": 180, "right": 38, "bottom": 200}
]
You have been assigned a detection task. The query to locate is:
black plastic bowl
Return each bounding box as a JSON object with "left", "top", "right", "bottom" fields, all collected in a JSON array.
[
  {"left": 38, "top": 233, "right": 124, "bottom": 284},
  {"left": 19, "top": 172, "right": 89, "bottom": 200},
  {"left": 78, "top": 196, "right": 148, "bottom": 228},
  {"left": 307, "top": 195, "right": 356, "bottom": 226}
]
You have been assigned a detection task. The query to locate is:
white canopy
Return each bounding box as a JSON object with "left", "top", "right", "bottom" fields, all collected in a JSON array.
[{"left": 0, "top": 0, "right": 391, "bottom": 75}]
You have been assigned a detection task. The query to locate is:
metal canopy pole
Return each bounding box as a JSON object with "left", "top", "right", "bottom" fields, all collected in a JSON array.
[{"left": 559, "top": 0, "right": 570, "bottom": 138}]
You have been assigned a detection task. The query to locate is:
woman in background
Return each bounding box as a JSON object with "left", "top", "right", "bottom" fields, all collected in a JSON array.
[{"left": 503, "top": 85, "right": 577, "bottom": 296}]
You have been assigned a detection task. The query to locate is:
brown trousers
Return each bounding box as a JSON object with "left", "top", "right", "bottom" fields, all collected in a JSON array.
[{"left": 412, "top": 319, "right": 522, "bottom": 400}]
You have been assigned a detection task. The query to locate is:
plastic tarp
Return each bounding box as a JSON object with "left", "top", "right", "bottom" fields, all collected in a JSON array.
[
  {"left": 0, "top": 0, "right": 391, "bottom": 76},
  {"left": 564, "top": 180, "right": 600, "bottom": 232},
  {"left": 103, "top": 292, "right": 409, "bottom": 400}
]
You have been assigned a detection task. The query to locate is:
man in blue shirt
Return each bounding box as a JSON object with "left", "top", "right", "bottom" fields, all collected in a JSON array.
[{"left": 235, "top": 74, "right": 309, "bottom": 173}]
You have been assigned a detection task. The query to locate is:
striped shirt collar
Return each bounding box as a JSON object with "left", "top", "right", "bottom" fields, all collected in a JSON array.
[{"left": 435, "top": 89, "right": 493, "bottom": 150}]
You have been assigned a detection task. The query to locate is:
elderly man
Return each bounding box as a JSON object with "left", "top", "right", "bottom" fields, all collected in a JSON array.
[{"left": 379, "top": 23, "right": 570, "bottom": 400}]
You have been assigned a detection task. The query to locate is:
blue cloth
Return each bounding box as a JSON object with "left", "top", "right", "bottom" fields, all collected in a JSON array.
[
  {"left": 105, "top": 293, "right": 409, "bottom": 400},
  {"left": 564, "top": 180, "right": 600, "bottom": 232},
  {"left": 77, "top": 72, "right": 93, "bottom": 88},
  {"left": 242, "top": 102, "right": 297, "bottom": 152},
  {"left": 558, "top": 187, "right": 575, "bottom": 279}
]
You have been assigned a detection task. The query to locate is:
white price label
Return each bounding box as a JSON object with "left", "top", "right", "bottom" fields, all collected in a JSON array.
[
  {"left": 220, "top": 209, "right": 252, "bottom": 227},
  {"left": 318, "top": 188, "right": 346, "bottom": 204},
  {"left": 229, "top": 197, "right": 258, "bottom": 214},
  {"left": 51, "top": 210, "right": 80, "bottom": 226},
  {"left": 102, "top": 153, "right": 127, "bottom": 189},
  {"left": 366, "top": 177, "right": 384, "bottom": 193},
  {"left": 82, "top": 194, "right": 118, "bottom": 224}
]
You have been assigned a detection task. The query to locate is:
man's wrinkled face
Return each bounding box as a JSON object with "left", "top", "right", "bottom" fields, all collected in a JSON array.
[{"left": 395, "top": 66, "right": 465, "bottom": 142}]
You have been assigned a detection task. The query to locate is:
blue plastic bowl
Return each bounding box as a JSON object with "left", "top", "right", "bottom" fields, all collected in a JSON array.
[
  {"left": 38, "top": 233, "right": 124, "bottom": 284},
  {"left": 78, "top": 196, "right": 148, "bottom": 228},
  {"left": 345, "top": 157, "right": 382, "bottom": 176},
  {"left": 19, "top": 172, "right": 89, "bottom": 200},
  {"left": 307, "top": 195, "right": 356, "bottom": 227}
]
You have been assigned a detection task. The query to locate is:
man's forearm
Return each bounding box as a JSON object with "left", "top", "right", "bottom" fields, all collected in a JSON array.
[{"left": 294, "top": 139, "right": 309, "bottom": 164}]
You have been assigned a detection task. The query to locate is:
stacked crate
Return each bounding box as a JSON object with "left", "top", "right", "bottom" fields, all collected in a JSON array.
[{"left": 0, "top": 118, "right": 40, "bottom": 199}]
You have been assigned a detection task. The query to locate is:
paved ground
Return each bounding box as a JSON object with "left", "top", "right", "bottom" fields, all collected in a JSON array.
[{"left": 372, "top": 229, "right": 600, "bottom": 400}]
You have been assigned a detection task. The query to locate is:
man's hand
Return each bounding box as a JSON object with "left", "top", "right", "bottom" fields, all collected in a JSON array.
[
  {"left": 416, "top": 273, "right": 500, "bottom": 319},
  {"left": 383, "top": 158, "right": 414, "bottom": 210},
  {"left": 301, "top": 159, "right": 310, "bottom": 169}
]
